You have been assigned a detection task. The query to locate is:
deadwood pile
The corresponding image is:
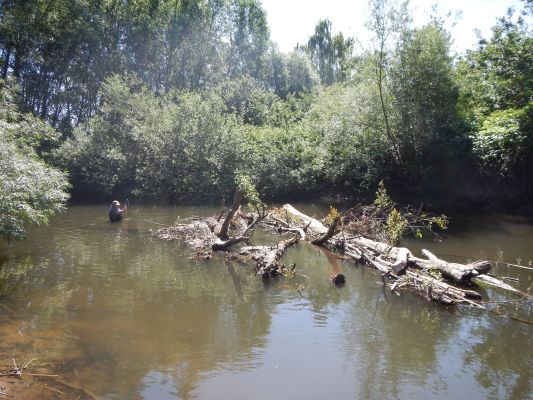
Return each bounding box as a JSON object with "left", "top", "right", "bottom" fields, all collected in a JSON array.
[{"left": 155, "top": 199, "right": 526, "bottom": 308}]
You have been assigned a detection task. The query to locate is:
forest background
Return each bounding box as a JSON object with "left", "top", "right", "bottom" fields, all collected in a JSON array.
[{"left": 0, "top": 0, "right": 531, "bottom": 240}]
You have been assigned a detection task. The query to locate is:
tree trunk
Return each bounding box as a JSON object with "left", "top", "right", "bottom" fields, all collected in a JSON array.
[
  {"left": 2, "top": 47, "right": 11, "bottom": 79},
  {"left": 239, "top": 236, "right": 299, "bottom": 278},
  {"left": 421, "top": 249, "right": 482, "bottom": 283},
  {"left": 14, "top": 45, "right": 25, "bottom": 79},
  {"left": 311, "top": 215, "right": 340, "bottom": 245},
  {"left": 218, "top": 187, "right": 243, "bottom": 240},
  {"left": 282, "top": 204, "right": 327, "bottom": 234}
]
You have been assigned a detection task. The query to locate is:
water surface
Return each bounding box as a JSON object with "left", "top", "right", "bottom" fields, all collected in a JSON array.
[{"left": 0, "top": 205, "right": 531, "bottom": 399}]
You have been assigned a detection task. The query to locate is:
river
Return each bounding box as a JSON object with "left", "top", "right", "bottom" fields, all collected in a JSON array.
[{"left": 0, "top": 205, "right": 531, "bottom": 399}]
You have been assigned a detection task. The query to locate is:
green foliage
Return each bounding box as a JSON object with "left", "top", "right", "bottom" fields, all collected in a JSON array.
[
  {"left": 215, "top": 75, "right": 282, "bottom": 126},
  {"left": 367, "top": 180, "right": 447, "bottom": 244},
  {"left": 306, "top": 19, "right": 354, "bottom": 85},
  {"left": 391, "top": 22, "right": 460, "bottom": 164},
  {"left": 324, "top": 206, "right": 340, "bottom": 227},
  {"left": 0, "top": 79, "right": 69, "bottom": 241},
  {"left": 1, "top": 0, "right": 531, "bottom": 207},
  {"left": 457, "top": 5, "right": 533, "bottom": 195},
  {"left": 0, "top": 0, "right": 276, "bottom": 129},
  {"left": 235, "top": 123, "right": 325, "bottom": 199},
  {"left": 374, "top": 180, "right": 393, "bottom": 209},
  {"left": 235, "top": 172, "right": 263, "bottom": 209},
  {"left": 304, "top": 83, "right": 390, "bottom": 190},
  {"left": 372, "top": 181, "right": 406, "bottom": 245},
  {"left": 284, "top": 50, "right": 321, "bottom": 97},
  {"left": 426, "top": 268, "right": 443, "bottom": 281},
  {"left": 471, "top": 107, "right": 531, "bottom": 179},
  {"left": 385, "top": 208, "right": 407, "bottom": 245},
  {"left": 55, "top": 75, "right": 242, "bottom": 202}
]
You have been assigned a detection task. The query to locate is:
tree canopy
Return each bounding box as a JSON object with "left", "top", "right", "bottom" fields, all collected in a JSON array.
[{"left": 0, "top": 0, "right": 531, "bottom": 222}]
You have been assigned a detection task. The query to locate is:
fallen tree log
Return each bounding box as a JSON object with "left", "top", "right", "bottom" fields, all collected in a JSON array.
[
  {"left": 311, "top": 215, "right": 341, "bottom": 246},
  {"left": 348, "top": 237, "right": 483, "bottom": 305},
  {"left": 156, "top": 199, "right": 525, "bottom": 306},
  {"left": 239, "top": 236, "right": 299, "bottom": 278},
  {"left": 472, "top": 274, "right": 524, "bottom": 294},
  {"left": 272, "top": 204, "right": 522, "bottom": 307},
  {"left": 421, "top": 249, "right": 483, "bottom": 283},
  {"left": 281, "top": 204, "right": 327, "bottom": 234}
]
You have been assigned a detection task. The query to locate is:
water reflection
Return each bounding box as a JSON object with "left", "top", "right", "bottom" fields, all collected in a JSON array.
[
  {"left": 0, "top": 206, "right": 531, "bottom": 399},
  {"left": 464, "top": 317, "right": 532, "bottom": 400}
]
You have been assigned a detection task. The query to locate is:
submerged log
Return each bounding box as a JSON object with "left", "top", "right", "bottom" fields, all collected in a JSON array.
[
  {"left": 472, "top": 274, "right": 523, "bottom": 294},
  {"left": 330, "top": 273, "right": 346, "bottom": 285}
]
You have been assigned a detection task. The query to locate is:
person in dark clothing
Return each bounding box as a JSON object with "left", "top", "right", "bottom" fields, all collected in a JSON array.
[{"left": 109, "top": 200, "right": 125, "bottom": 222}]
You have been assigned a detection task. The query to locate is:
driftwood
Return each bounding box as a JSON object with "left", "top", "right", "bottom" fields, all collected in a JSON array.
[
  {"left": 269, "top": 204, "right": 523, "bottom": 307},
  {"left": 420, "top": 249, "right": 484, "bottom": 283},
  {"left": 239, "top": 236, "right": 299, "bottom": 278},
  {"left": 281, "top": 204, "right": 327, "bottom": 234},
  {"left": 154, "top": 188, "right": 296, "bottom": 280},
  {"left": 311, "top": 215, "right": 341, "bottom": 246},
  {"left": 349, "top": 237, "right": 484, "bottom": 305},
  {"left": 156, "top": 188, "right": 265, "bottom": 253},
  {"left": 155, "top": 196, "right": 524, "bottom": 304}
]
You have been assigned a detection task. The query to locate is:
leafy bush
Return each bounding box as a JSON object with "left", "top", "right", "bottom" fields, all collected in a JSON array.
[
  {"left": 303, "top": 83, "right": 390, "bottom": 190},
  {"left": 55, "top": 75, "right": 242, "bottom": 202},
  {"left": 471, "top": 107, "right": 532, "bottom": 179},
  {"left": 0, "top": 79, "right": 69, "bottom": 241}
]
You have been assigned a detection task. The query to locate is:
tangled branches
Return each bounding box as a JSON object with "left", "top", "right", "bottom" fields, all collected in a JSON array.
[{"left": 342, "top": 181, "right": 448, "bottom": 245}]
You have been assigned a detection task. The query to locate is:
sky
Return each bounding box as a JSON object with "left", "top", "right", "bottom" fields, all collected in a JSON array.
[{"left": 260, "top": 0, "right": 528, "bottom": 54}]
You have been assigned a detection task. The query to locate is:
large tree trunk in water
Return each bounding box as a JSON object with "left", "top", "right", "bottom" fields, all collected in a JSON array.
[{"left": 421, "top": 249, "right": 486, "bottom": 283}]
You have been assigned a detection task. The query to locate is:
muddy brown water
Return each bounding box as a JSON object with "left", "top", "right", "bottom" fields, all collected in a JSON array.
[{"left": 0, "top": 205, "right": 531, "bottom": 399}]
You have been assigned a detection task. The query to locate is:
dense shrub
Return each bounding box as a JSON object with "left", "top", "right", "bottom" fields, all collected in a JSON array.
[{"left": 0, "top": 79, "right": 69, "bottom": 241}]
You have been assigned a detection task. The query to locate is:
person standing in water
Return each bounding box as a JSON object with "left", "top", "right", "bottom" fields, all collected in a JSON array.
[{"left": 109, "top": 200, "right": 127, "bottom": 222}]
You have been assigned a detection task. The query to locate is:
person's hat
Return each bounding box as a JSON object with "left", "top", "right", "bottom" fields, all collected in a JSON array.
[{"left": 112, "top": 200, "right": 120, "bottom": 206}]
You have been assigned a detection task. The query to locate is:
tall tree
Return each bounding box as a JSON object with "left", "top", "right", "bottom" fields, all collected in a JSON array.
[
  {"left": 0, "top": 0, "right": 272, "bottom": 131},
  {"left": 224, "top": 0, "right": 270, "bottom": 79},
  {"left": 365, "top": 0, "right": 410, "bottom": 169},
  {"left": 306, "top": 19, "right": 354, "bottom": 85},
  {"left": 390, "top": 21, "right": 459, "bottom": 167},
  {"left": 456, "top": 4, "right": 533, "bottom": 197}
]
